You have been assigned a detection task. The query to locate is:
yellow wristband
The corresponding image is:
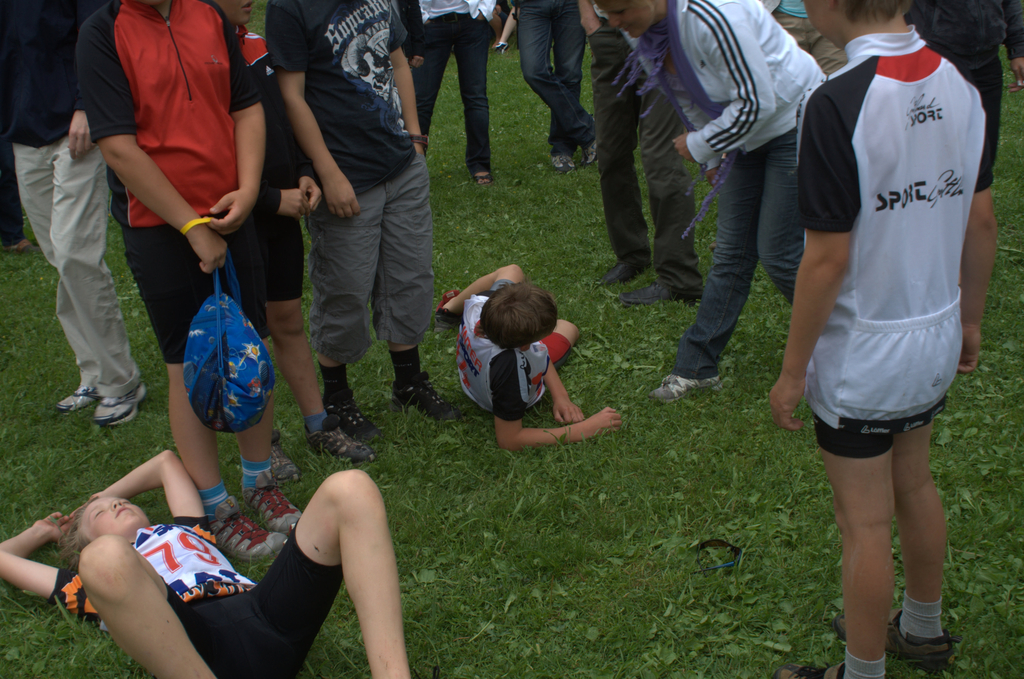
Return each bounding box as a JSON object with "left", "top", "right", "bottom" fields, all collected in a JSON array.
[{"left": 179, "top": 217, "right": 212, "bottom": 236}]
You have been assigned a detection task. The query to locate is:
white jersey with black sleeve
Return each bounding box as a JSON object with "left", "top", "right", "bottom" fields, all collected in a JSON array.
[{"left": 797, "top": 29, "right": 989, "bottom": 428}]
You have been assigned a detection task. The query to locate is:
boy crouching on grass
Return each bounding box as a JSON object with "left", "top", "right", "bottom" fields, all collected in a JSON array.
[
  {"left": 769, "top": 0, "right": 998, "bottom": 678},
  {"left": 435, "top": 264, "right": 621, "bottom": 450},
  {"left": 0, "top": 451, "right": 415, "bottom": 679}
]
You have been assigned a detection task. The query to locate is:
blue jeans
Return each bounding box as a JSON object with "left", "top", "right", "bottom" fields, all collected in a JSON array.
[
  {"left": 517, "top": 0, "right": 594, "bottom": 156},
  {"left": 412, "top": 15, "right": 492, "bottom": 176},
  {"left": 672, "top": 129, "right": 803, "bottom": 380},
  {"left": 0, "top": 140, "right": 26, "bottom": 247}
]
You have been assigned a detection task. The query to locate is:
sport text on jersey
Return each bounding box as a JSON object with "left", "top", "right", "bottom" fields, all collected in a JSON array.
[{"left": 875, "top": 170, "right": 963, "bottom": 212}]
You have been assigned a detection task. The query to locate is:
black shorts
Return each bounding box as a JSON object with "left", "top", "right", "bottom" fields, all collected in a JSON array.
[
  {"left": 812, "top": 396, "right": 947, "bottom": 459},
  {"left": 166, "top": 525, "right": 344, "bottom": 679},
  {"left": 254, "top": 213, "right": 305, "bottom": 302},
  {"left": 121, "top": 218, "right": 269, "bottom": 363}
]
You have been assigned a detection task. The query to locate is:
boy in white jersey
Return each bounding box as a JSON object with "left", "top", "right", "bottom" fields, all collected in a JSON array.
[
  {"left": 769, "top": 1, "right": 998, "bottom": 678},
  {"left": 0, "top": 450, "right": 415, "bottom": 679},
  {"left": 435, "top": 264, "right": 622, "bottom": 450}
]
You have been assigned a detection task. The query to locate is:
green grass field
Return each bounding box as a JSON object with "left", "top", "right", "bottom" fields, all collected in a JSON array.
[{"left": 1, "top": 7, "right": 1022, "bottom": 678}]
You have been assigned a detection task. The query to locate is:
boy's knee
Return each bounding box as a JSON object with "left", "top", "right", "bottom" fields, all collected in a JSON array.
[
  {"left": 496, "top": 264, "right": 524, "bottom": 282},
  {"left": 267, "top": 301, "right": 305, "bottom": 337},
  {"left": 321, "top": 469, "right": 385, "bottom": 517}
]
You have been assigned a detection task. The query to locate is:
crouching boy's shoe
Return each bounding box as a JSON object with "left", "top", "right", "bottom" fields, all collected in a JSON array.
[
  {"left": 242, "top": 471, "right": 302, "bottom": 534},
  {"left": 391, "top": 371, "right": 462, "bottom": 420},
  {"left": 832, "top": 609, "right": 961, "bottom": 674},
  {"left": 270, "top": 429, "right": 302, "bottom": 482},
  {"left": 210, "top": 496, "right": 286, "bottom": 562},
  {"left": 773, "top": 663, "right": 843, "bottom": 679},
  {"left": 306, "top": 415, "right": 377, "bottom": 464}
]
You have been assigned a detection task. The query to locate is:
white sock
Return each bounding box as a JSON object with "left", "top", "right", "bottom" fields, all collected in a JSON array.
[
  {"left": 844, "top": 650, "right": 885, "bottom": 679},
  {"left": 899, "top": 593, "right": 942, "bottom": 640}
]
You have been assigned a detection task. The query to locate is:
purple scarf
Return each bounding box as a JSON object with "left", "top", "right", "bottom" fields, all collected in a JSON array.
[{"left": 616, "top": 0, "right": 738, "bottom": 237}]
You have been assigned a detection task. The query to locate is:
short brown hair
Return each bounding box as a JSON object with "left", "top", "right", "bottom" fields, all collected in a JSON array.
[
  {"left": 479, "top": 282, "right": 558, "bottom": 349},
  {"left": 59, "top": 497, "right": 101, "bottom": 571},
  {"left": 841, "top": 0, "right": 912, "bottom": 21}
]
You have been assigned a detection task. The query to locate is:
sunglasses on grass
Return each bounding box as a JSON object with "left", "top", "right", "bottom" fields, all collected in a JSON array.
[{"left": 692, "top": 539, "right": 742, "bottom": 575}]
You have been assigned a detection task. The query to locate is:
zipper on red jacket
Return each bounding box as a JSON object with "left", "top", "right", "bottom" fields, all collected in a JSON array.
[{"left": 163, "top": 15, "right": 193, "bottom": 101}]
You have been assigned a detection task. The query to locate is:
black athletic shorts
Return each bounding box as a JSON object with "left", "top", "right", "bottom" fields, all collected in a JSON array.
[
  {"left": 812, "top": 395, "right": 947, "bottom": 459},
  {"left": 166, "top": 524, "right": 345, "bottom": 679},
  {"left": 255, "top": 213, "right": 305, "bottom": 302},
  {"left": 121, "top": 217, "right": 269, "bottom": 363}
]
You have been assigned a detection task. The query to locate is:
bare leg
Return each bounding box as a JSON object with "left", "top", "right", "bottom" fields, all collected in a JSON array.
[
  {"left": 822, "top": 447, "right": 894, "bottom": 662},
  {"left": 167, "top": 363, "right": 221, "bottom": 490},
  {"left": 892, "top": 424, "right": 945, "bottom": 603},
  {"left": 499, "top": 14, "right": 517, "bottom": 44},
  {"left": 79, "top": 535, "right": 216, "bottom": 679},
  {"left": 552, "top": 319, "right": 579, "bottom": 346},
  {"left": 442, "top": 264, "right": 525, "bottom": 314},
  {"left": 235, "top": 392, "right": 274, "bottom": 464},
  {"left": 266, "top": 299, "right": 323, "bottom": 418},
  {"left": 295, "top": 471, "right": 411, "bottom": 679}
]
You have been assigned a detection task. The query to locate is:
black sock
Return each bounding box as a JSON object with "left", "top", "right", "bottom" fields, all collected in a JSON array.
[
  {"left": 319, "top": 362, "right": 349, "bottom": 402},
  {"left": 390, "top": 347, "right": 420, "bottom": 388}
]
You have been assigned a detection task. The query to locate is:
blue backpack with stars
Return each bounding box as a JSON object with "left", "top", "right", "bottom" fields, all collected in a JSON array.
[{"left": 183, "top": 251, "right": 274, "bottom": 432}]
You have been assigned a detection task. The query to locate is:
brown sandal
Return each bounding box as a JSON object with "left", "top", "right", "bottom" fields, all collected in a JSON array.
[{"left": 3, "top": 239, "right": 41, "bottom": 254}]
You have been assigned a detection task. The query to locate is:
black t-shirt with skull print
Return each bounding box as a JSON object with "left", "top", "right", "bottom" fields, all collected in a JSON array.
[{"left": 266, "top": 0, "right": 413, "bottom": 194}]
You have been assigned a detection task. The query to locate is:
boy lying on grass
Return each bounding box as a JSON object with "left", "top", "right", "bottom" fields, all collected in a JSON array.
[
  {"left": 435, "top": 264, "right": 621, "bottom": 450},
  {"left": 0, "top": 450, "right": 414, "bottom": 679}
]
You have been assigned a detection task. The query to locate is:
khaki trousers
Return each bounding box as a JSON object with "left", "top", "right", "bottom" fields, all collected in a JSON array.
[
  {"left": 13, "top": 138, "right": 140, "bottom": 398},
  {"left": 773, "top": 10, "right": 847, "bottom": 76}
]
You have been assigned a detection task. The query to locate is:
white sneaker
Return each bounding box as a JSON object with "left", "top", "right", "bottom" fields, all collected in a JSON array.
[
  {"left": 56, "top": 385, "right": 101, "bottom": 413},
  {"left": 648, "top": 374, "right": 722, "bottom": 403},
  {"left": 93, "top": 383, "right": 147, "bottom": 426}
]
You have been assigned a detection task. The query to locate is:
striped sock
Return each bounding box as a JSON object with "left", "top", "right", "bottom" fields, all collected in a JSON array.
[
  {"left": 198, "top": 481, "right": 229, "bottom": 521},
  {"left": 241, "top": 456, "right": 271, "bottom": 489}
]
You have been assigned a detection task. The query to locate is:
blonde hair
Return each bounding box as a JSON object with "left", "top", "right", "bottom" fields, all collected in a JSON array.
[
  {"left": 59, "top": 497, "right": 102, "bottom": 571},
  {"left": 841, "top": 0, "right": 912, "bottom": 22},
  {"left": 479, "top": 282, "right": 558, "bottom": 349}
]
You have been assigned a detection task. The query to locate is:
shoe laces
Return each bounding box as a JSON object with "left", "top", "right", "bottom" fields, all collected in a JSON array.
[
  {"left": 248, "top": 485, "right": 298, "bottom": 521},
  {"left": 72, "top": 386, "right": 96, "bottom": 398},
  {"left": 217, "top": 513, "right": 270, "bottom": 545}
]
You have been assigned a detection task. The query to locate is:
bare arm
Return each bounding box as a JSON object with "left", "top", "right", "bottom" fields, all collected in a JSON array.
[
  {"left": 97, "top": 134, "right": 227, "bottom": 273},
  {"left": 957, "top": 188, "right": 998, "bottom": 373},
  {"left": 493, "top": 407, "right": 621, "bottom": 451},
  {"left": 770, "top": 230, "right": 850, "bottom": 431},
  {"left": 0, "top": 514, "right": 70, "bottom": 599},
  {"left": 390, "top": 48, "right": 425, "bottom": 153},
  {"left": 578, "top": 0, "right": 601, "bottom": 36},
  {"left": 276, "top": 69, "right": 361, "bottom": 217},
  {"left": 208, "top": 102, "right": 266, "bottom": 235},
  {"left": 542, "top": 365, "right": 585, "bottom": 423},
  {"left": 96, "top": 450, "right": 204, "bottom": 519}
]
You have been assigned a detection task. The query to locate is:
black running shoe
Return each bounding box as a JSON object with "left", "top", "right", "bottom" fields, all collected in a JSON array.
[
  {"left": 391, "top": 371, "right": 462, "bottom": 420},
  {"left": 324, "top": 389, "right": 382, "bottom": 442}
]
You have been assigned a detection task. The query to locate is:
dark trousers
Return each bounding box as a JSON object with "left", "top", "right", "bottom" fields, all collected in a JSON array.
[
  {"left": 412, "top": 14, "right": 492, "bottom": 176},
  {"left": 517, "top": 0, "right": 595, "bottom": 155},
  {"left": 0, "top": 140, "right": 26, "bottom": 247},
  {"left": 970, "top": 55, "right": 1003, "bottom": 166},
  {"left": 589, "top": 26, "right": 702, "bottom": 296}
]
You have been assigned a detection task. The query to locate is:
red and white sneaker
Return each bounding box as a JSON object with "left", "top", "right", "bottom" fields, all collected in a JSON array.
[
  {"left": 434, "top": 289, "right": 461, "bottom": 332},
  {"left": 242, "top": 471, "right": 302, "bottom": 534},
  {"left": 210, "top": 496, "right": 286, "bottom": 562}
]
